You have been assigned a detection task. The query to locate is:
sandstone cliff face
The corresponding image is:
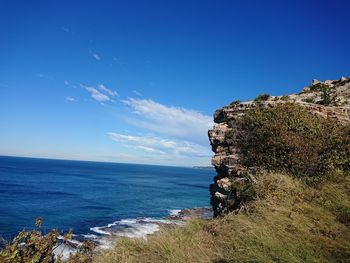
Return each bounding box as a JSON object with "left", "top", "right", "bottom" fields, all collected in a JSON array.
[{"left": 208, "top": 77, "right": 350, "bottom": 217}]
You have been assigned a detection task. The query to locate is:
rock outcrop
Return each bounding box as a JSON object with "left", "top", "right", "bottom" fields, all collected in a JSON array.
[{"left": 208, "top": 77, "right": 350, "bottom": 217}]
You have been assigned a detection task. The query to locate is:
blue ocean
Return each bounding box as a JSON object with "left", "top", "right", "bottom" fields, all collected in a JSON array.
[{"left": 0, "top": 156, "right": 213, "bottom": 245}]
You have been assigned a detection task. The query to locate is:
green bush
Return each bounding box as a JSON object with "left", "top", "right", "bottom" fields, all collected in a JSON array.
[
  {"left": 231, "top": 103, "right": 350, "bottom": 179},
  {"left": 0, "top": 218, "right": 94, "bottom": 263},
  {"left": 309, "top": 83, "right": 338, "bottom": 106},
  {"left": 280, "top": 95, "right": 290, "bottom": 101},
  {"left": 230, "top": 99, "right": 241, "bottom": 106},
  {"left": 302, "top": 97, "right": 316, "bottom": 103},
  {"left": 0, "top": 218, "right": 60, "bottom": 263},
  {"left": 254, "top": 93, "right": 270, "bottom": 102}
]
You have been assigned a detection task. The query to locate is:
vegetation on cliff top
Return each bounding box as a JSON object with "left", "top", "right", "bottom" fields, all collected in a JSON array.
[{"left": 233, "top": 103, "right": 350, "bottom": 180}]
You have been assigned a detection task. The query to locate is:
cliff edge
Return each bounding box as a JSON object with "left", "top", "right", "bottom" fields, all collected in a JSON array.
[{"left": 208, "top": 77, "right": 350, "bottom": 216}]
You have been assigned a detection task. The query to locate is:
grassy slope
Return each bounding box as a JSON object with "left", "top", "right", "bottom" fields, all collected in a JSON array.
[{"left": 90, "top": 172, "right": 350, "bottom": 263}]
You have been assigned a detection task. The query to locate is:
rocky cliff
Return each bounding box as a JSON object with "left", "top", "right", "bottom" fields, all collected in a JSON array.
[{"left": 208, "top": 77, "right": 350, "bottom": 217}]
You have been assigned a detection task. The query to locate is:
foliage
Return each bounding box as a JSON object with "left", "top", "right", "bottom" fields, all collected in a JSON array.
[
  {"left": 0, "top": 218, "right": 59, "bottom": 263},
  {"left": 0, "top": 218, "right": 94, "bottom": 263},
  {"left": 232, "top": 103, "right": 350, "bottom": 179},
  {"left": 230, "top": 100, "right": 241, "bottom": 106},
  {"left": 309, "top": 83, "right": 338, "bottom": 106},
  {"left": 302, "top": 97, "right": 316, "bottom": 103},
  {"left": 66, "top": 241, "right": 95, "bottom": 263},
  {"left": 318, "top": 84, "right": 338, "bottom": 106},
  {"left": 254, "top": 93, "right": 270, "bottom": 102},
  {"left": 229, "top": 172, "right": 257, "bottom": 208},
  {"left": 280, "top": 95, "right": 290, "bottom": 101}
]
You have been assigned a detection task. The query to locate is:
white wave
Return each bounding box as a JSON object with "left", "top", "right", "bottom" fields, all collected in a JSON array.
[
  {"left": 168, "top": 209, "right": 182, "bottom": 216},
  {"left": 53, "top": 242, "right": 76, "bottom": 261},
  {"left": 82, "top": 234, "right": 98, "bottom": 239},
  {"left": 116, "top": 221, "right": 159, "bottom": 239},
  {"left": 90, "top": 226, "right": 112, "bottom": 236},
  {"left": 57, "top": 235, "right": 83, "bottom": 247},
  {"left": 89, "top": 215, "right": 186, "bottom": 240},
  {"left": 141, "top": 217, "right": 186, "bottom": 226},
  {"left": 90, "top": 218, "right": 160, "bottom": 239},
  {"left": 95, "top": 237, "right": 114, "bottom": 250}
]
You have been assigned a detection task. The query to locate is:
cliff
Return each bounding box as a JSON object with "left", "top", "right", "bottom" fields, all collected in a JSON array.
[{"left": 208, "top": 77, "right": 350, "bottom": 216}]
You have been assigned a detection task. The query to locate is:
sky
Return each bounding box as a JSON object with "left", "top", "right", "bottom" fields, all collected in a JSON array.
[{"left": 0, "top": 0, "right": 349, "bottom": 166}]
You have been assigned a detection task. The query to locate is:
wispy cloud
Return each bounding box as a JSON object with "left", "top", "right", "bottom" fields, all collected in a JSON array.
[
  {"left": 65, "top": 96, "right": 76, "bottom": 102},
  {"left": 89, "top": 50, "right": 101, "bottom": 61},
  {"left": 136, "top": 146, "right": 166, "bottom": 155},
  {"left": 61, "top": 27, "right": 74, "bottom": 34},
  {"left": 108, "top": 132, "right": 209, "bottom": 157},
  {"left": 81, "top": 84, "right": 110, "bottom": 102},
  {"left": 98, "top": 84, "right": 119, "bottom": 97},
  {"left": 121, "top": 98, "right": 213, "bottom": 145},
  {"left": 62, "top": 27, "right": 70, "bottom": 33},
  {"left": 133, "top": 90, "right": 142, "bottom": 96},
  {"left": 63, "top": 80, "right": 77, "bottom": 89},
  {"left": 37, "top": 73, "right": 54, "bottom": 80}
]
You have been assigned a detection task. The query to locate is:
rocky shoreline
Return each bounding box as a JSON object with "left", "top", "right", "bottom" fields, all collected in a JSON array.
[
  {"left": 167, "top": 207, "right": 213, "bottom": 221},
  {"left": 56, "top": 207, "right": 213, "bottom": 261}
]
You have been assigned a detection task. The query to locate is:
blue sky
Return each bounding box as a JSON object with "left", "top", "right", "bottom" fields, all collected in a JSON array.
[{"left": 0, "top": 0, "right": 349, "bottom": 166}]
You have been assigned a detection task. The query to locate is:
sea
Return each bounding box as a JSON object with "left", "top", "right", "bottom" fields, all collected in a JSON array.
[{"left": 0, "top": 156, "right": 214, "bottom": 250}]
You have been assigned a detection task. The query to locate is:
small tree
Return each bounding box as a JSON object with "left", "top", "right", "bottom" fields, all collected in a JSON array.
[{"left": 254, "top": 93, "right": 270, "bottom": 102}]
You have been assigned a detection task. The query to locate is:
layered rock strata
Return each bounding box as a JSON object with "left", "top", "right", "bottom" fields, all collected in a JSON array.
[{"left": 208, "top": 77, "right": 350, "bottom": 217}]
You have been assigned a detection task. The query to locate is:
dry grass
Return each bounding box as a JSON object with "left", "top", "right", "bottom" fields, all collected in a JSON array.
[{"left": 91, "top": 172, "right": 350, "bottom": 263}]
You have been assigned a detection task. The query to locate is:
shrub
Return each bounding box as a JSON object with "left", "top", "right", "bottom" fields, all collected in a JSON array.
[
  {"left": 281, "top": 95, "right": 290, "bottom": 101},
  {"left": 231, "top": 103, "right": 350, "bottom": 179},
  {"left": 302, "top": 97, "right": 316, "bottom": 103},
  {"left": 230, "top": 100, "right": 241, "bottom": 106},
  {"left": 309, "top": 83, "right": 338, "bottom": 106},
  {"left": 0, "top": 218, "right": 94, "bottom": 263},
  {"left": 66, "top": 241, "right": 95, "bottom": 263},
  {"left": 254, "top": 93, "right": 270, "bottom": 102},
  {"left": 0, "top": 218, "right": 60, "bottom": 263}
]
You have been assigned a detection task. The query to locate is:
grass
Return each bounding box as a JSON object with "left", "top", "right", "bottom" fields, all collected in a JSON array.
[{"left": 89, "top": 172, "right": 350, "bottom": 263}]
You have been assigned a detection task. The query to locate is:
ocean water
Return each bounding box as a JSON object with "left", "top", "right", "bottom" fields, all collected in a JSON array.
[{"left": 0, "top": 156, "right": 213, "bottom": 245}]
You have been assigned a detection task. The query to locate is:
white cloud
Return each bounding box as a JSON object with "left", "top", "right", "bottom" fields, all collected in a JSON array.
[
  {"left": 135, "top": 146, "right": 166, "bottom": 155},
  {"left": 108, "top": 132, "right": 210, "bottom": 158},
  {"left": 98, "top": 84, "right": 119, "bottom": 97},
  {"left": 121, "top": 98, "right": 213, "bottom": 145},
  {"left": 64, "top": 80, "right": 70, "bottom": 86},
  {"left": 65, "top": 96, "right": 76, "bottom": 102},
  {"left": 61, "top": 27, "right": 74, "bottom": 34},
  {"left": 81, "top": 84, "right": 110, "bottom": 102},
  {"left": 133, "top": 90, "right": 142, "bottom": 96},
  {"left": 89, "top": 50, "right": 101, "bottom": 61}
]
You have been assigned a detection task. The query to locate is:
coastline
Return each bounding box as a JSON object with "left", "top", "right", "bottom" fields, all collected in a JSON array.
[{"left": 55, "top": 207, "right": 213, "bottom": 260}]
